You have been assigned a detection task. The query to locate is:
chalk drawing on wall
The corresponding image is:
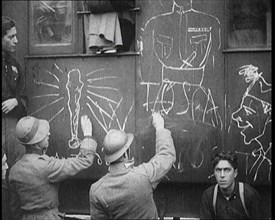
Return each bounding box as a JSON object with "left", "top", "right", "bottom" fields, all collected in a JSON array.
[
  {"left": 85, "top": 69, "right": 134, "bottom": 135},
  {"left": 231, "top": 65, "right": 272, "bottom": 181},
  {"left": 30, "top": 63, "right": 134, "bottom": 162},
  {"left": 138, "top": 0, "right": 222, "bottom": 173},
  {"left": 139, "top": 0, "right": 221, "bottom": 118},
  {"left": 66, "top": 69, "right": 84, "bottom": 149}
]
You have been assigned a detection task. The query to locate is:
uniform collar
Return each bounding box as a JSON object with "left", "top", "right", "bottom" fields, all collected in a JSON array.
[
  {"left": 26, "top": 146, "right": 44, "bottom": 155},
  {"left": 2, "top": 51, "right": 9, "bottom": 60},
  {"left": 2, "top": 52, "right": 15, "bottom": 63},
  {"left": 108, "top": 159, "right": 135, "bottom": 173}
]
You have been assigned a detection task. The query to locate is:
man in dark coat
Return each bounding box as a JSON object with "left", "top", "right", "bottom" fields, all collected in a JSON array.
[
  {"left": 2, "top": 16, "right": 28, "bottom": 220},
  {"left": 2, "top": 16, "right": 28, "bottom": 168}
]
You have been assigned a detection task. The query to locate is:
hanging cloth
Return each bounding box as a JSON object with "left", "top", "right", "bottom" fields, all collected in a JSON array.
[{"left": 88, "top": 12, "right": 123, "bottom": 53}]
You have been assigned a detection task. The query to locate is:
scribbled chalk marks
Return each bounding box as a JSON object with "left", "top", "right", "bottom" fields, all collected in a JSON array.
[
  {"left": 139, "top": 0, "right": 222, "bottom": 173},
  {"left": 31, "top": 64, "right": 65, "bottom": 121},
  {"left": 177, "top": 149, "right": 204, "bottom": 172},
  {"left": 232, "top": 64, "right": 272, "bottom": 181},
  {"left": 85, "top": 68, "right": 134, "bottom": 134},
  {"left": 29, "top": 63, "right": 134, "bottom": 164}
]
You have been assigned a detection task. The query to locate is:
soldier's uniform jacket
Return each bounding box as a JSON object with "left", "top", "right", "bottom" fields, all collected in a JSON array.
[
  {"left": 2, "top": 53, "right": 28, "bottom": 168},
  {"left": 89, "top": 128, "right": 176, "bottom": 219},
  {"left": 2, "top": 53, "right": 27, "bottom": 119},
  {"left": 9, "top": 138, "right": 97, "bottom": 220}
]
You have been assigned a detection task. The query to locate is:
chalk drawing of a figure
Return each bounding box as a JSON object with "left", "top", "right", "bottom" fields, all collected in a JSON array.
[
  {"left": 140, "top": 0, "right": 221, "bottom": 119},
  {"left": 66, "top": 69, "right": 84, "bottom": 149},
  {"left": 139, "top": 0, "right": 222, "bottom": 174},
  {"left": 232, "top": 65, "right": 271, "bottom": 181}
]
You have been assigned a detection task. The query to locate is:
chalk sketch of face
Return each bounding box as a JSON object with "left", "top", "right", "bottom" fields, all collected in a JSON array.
[
  {"left": 231, "top": 64, "right": 271, "bottom": 145},
  {"left": 232, "top": 95, "right": 270, "bottom": 145}
]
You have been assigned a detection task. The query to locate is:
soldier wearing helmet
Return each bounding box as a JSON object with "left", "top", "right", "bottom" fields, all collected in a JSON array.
[
  {"left": 89, "top": 112, "right": 176, "bottom": 219},
  {"left": 8, "top": 115, "right": 97, "bottom": 220}
]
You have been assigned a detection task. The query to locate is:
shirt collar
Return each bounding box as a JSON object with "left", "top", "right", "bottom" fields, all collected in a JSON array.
[
  {"left": 173, "top": 3, "right": 192, "bottom": 14},
  {"left": 218, "top": 181, "right": 239, "bottom": 199},
  {"left": 108, "top": 159, "right": 135, "bottom": 174},
  {"left": 2, "top": 52, "right": 14, "bottom": 63}
]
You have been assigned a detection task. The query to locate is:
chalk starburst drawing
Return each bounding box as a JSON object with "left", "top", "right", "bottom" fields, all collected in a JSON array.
[{"left": 30, "top": 63, "right": 134, "bottom": 163}]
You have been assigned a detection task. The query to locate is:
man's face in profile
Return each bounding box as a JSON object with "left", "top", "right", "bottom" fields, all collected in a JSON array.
[
  {"left": 2, "top": 26, "right": 18, "bottom": 53},
  {"left": 232, "top": 95, "right": 269, "bottom": 144}
]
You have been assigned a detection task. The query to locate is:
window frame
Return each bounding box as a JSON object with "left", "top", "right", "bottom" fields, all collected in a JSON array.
[
  {"left": 28, "top": 1, "right": 80, "bottom": 55},
  {"left": 224, "top": 0, "right": 271, "bottom": 52},
  {"left": 28, "top": 0, "right": 139, "bottom": 56}
]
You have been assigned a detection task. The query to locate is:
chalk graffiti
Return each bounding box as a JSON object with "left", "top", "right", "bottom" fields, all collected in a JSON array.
[
  {"left": 30, "top": 63, "right": 134, "bottom": 164},
  {"left": 139, "top": 0, "right": 222, "bottom": 172},
  {"left": 86, "top": 69, "right": 134, "bottom": 134},
  {"left": 66, "top": 69, "right": 84, "bottom": 149},
  {"left": 232, "top": 64, "right": 272, "bottom": 181},
  {"left": 139, "top": 0, "right": 221, "bottom": 114}
]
